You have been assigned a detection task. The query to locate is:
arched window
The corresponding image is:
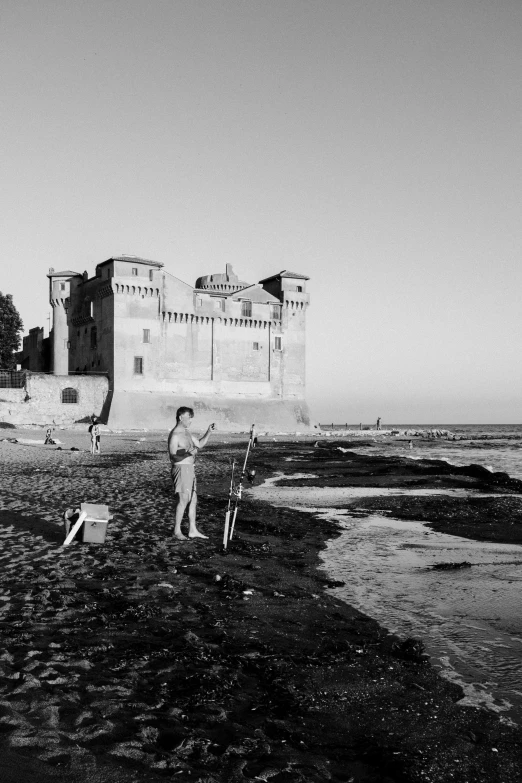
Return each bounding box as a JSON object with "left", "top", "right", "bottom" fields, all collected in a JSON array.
[{"left": 61, "top": 387, "right": 78, "bottom": 404}]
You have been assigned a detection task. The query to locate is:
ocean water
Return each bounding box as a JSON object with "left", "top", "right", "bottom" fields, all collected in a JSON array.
[
  {"left": 337, "top": 424, "right": 522, "bottom": 481},
  {"left": 250, "top": 443, "right": 522, "bottom": 725},
  {"left": 321, "top": 512, "right": 522, "bottom": 725}
]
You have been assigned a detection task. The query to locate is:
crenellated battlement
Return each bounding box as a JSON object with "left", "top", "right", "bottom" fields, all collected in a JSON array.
[
  {"left": 284, "top": 298, "right": 308, "bottom": 310},
  {"left": 114, "top": 283, "right": 160, "bottom": 297},
  {"left": 50, "top": 296, "right": 70, "bottom": 309},
  {"left": 161, "top": 311, "right": 281, "bottom": 329}
]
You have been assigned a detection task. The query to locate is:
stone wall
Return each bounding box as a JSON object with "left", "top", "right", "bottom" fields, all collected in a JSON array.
[
  {"left": 0, "top": 373, "right": 109, "bottom": 427},
  {"left": 0, "top": 374, "right": 311, "bottom": 431},
  {"left": 108, "top": 391, "right": 311, "bottom": 432}
]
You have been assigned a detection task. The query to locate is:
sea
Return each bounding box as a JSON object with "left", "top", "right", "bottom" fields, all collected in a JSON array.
[{"left": 322, "top": 424, "right": 522, "bottom": 480}]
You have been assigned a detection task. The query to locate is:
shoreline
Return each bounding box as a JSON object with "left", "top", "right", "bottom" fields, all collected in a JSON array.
[{"left": 1, "top": 433, "right": 522, "bottom": 781}]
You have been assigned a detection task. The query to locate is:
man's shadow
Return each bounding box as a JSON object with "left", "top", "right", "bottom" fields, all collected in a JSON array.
[{"left": 0, "top": 509, "right": 65, "bottom": 545}]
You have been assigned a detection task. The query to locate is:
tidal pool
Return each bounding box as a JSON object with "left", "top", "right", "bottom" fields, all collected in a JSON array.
[{"left": 249, "top": 478, "right": 522, "bottom": 724}]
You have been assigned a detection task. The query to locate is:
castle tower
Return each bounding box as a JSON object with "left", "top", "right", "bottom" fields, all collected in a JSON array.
[
  {"left": 47, "top": 269, "right": 80, "bottom": 375},
  {"left": 259, "top": 270, "right": 310, "bottom": 400}
]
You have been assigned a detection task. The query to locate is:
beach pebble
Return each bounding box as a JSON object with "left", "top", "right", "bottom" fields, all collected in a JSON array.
[{"left": 214, "top": 575, "right": 222, "bottom": 582}]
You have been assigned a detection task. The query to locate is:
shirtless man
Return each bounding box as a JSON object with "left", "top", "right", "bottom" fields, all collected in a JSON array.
[{"left": 167, "top": 407, "right": 215, "bottom": 540}]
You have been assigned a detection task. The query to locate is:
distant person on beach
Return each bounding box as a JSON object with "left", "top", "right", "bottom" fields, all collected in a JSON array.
[
  {"left": 89, "top": 417, "right": 101, "bottom": 455},
  {"left": 44, "top": 426, "right": 54, "bottom": 445},
  {"left": 376, "top": 417, "right": 381, "bottom": 430},
  {"left": 168, "top": 407, "right": 215, "bottom": 541}
]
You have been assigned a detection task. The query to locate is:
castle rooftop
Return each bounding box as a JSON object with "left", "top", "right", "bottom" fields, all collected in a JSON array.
[
  {"left": 47, "top": 269, "right": 82, "bottom": 278},
  {"left": 258, "top": 270, "right": 310, "bottom": 283},
  {"left": 99, "top": 255, "right": 164, "bottom": 268}
]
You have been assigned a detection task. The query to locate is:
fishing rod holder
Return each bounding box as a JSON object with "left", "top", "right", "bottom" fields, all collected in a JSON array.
[{"left": 223, "top": 424, "right": 255, "bottom": 550}]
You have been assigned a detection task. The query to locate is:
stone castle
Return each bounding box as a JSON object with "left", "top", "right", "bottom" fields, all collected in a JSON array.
[{"left": 18, "top": 256, "right": 311, "bottom": 430}]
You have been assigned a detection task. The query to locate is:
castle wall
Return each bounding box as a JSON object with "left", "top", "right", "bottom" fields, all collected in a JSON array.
[
  {"left": 113, "top": 285, "right": 161, "bottom": 389},
  {"left": 0, "top": 374, "right": 109, "bottom": 427},
  {"left": 69, "top": 277, "right": 114, "bottom": 377},
  {"left": 214, "top": 321, "right": 269, "bottom": 382},
  {"left": 280, "top": 296, "right": 308, "bottom": 398},
  {"left": 20, "top": 328, "right": 50, "bottom": 372},
  {"left": 108, "top": 391, "right": 310, "bottom": 432},
  {"left": 159, "top": 319, "right": 213, "bottom": 382}
]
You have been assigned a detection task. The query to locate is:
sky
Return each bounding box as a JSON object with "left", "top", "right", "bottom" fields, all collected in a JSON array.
[{"left": 1, "top": 0, "right": 521, "bottom": 424}]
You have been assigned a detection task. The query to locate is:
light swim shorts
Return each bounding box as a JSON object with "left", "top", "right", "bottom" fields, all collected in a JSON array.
[{"left": 171, "top": 463, "right": 197, "bottom": 498}]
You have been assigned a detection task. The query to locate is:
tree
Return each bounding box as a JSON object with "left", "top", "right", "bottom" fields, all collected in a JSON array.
[{"left": 0, "top": 292, "right": 24, "bottom": 369}]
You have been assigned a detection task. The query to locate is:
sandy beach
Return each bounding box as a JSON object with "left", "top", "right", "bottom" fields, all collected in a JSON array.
[{"left": 1, "top": 428, "right": 522, "bottom": 782}]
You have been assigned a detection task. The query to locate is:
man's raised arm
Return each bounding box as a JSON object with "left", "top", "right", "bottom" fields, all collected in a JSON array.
[{"left": 192, "top": 423, "right": 216, "bottom": 450}]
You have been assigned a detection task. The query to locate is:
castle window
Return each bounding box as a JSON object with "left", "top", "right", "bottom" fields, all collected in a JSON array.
[
  {"left": 61, "top": 387, "right": 78, "bottom": 404},
  {"left": 60, "top": 283, "right": 66, "bottom": 291},
  {"left": 241, "top": 301, "right": 252, "bottom": 317},
  {"left": 143, "top": 329, "right": 150, "bottom": 343},
  {"left": 90, "top": 301, "right": 94, "bottom": 317},
  {"left": 132, "top": 267, "right": 138, "bottom": 276},
  {"left": 197, "top": 298, "right": 203, "bottom": 307},
  {"left": 274, "top": 336, "right": 282, "bottom": 351},
  {"left": 296, "top": 285, "right": 303, "bottom": 293},
  {"left": 149, "top": 269, "right": 153, "bottom": 281},
  {"left": 90, "top": 327, "right": 97, "bottom": 348},
  {"left": 107, "top": 268, "right": 112, "bottom": 278},
  {"left": 134, "top": 357, "right": 143, "bottom": 374},
  {"left": 270, "top": 304, "right": 282, "bottom": 320},
  {"left": 253, "top": 342, "right": 259, "bottom": 351},
  {"left": 214, "top": 298, "right": 225, "bottom": 311}
]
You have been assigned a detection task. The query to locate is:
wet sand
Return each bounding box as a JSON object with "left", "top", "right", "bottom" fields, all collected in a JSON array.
[{"left": 1, "top": 430, "right": 522, "bottom": 782}]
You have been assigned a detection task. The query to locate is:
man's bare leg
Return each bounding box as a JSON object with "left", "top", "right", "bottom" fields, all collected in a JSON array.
[
  {"left": 187, "top": 492, "right": 208, "bottom": 539},
  {"left": 174, "top": 493, "right": 190, "bottom": 540}
]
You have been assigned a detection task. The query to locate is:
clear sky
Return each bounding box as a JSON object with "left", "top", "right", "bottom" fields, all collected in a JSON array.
[{"left": 1, "top": 1, "right": 521, "bottom": 424}]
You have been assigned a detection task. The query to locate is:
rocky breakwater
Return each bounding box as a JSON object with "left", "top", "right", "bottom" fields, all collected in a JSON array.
[{"left": 318, "top": 428, "right": 456, "bottom": 439}]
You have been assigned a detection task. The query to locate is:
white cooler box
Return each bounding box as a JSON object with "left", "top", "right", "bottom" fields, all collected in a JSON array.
[{"left": 80, "top": 503, "right": 112, "bottom": 544}]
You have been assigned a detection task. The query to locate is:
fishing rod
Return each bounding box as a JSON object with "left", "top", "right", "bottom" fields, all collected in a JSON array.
[
  {"left": 222, "top": 458, "right": 236, "bottom": 548},
  {"left": 223, "top": 424, "right": 255, "bottom": 550}
]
